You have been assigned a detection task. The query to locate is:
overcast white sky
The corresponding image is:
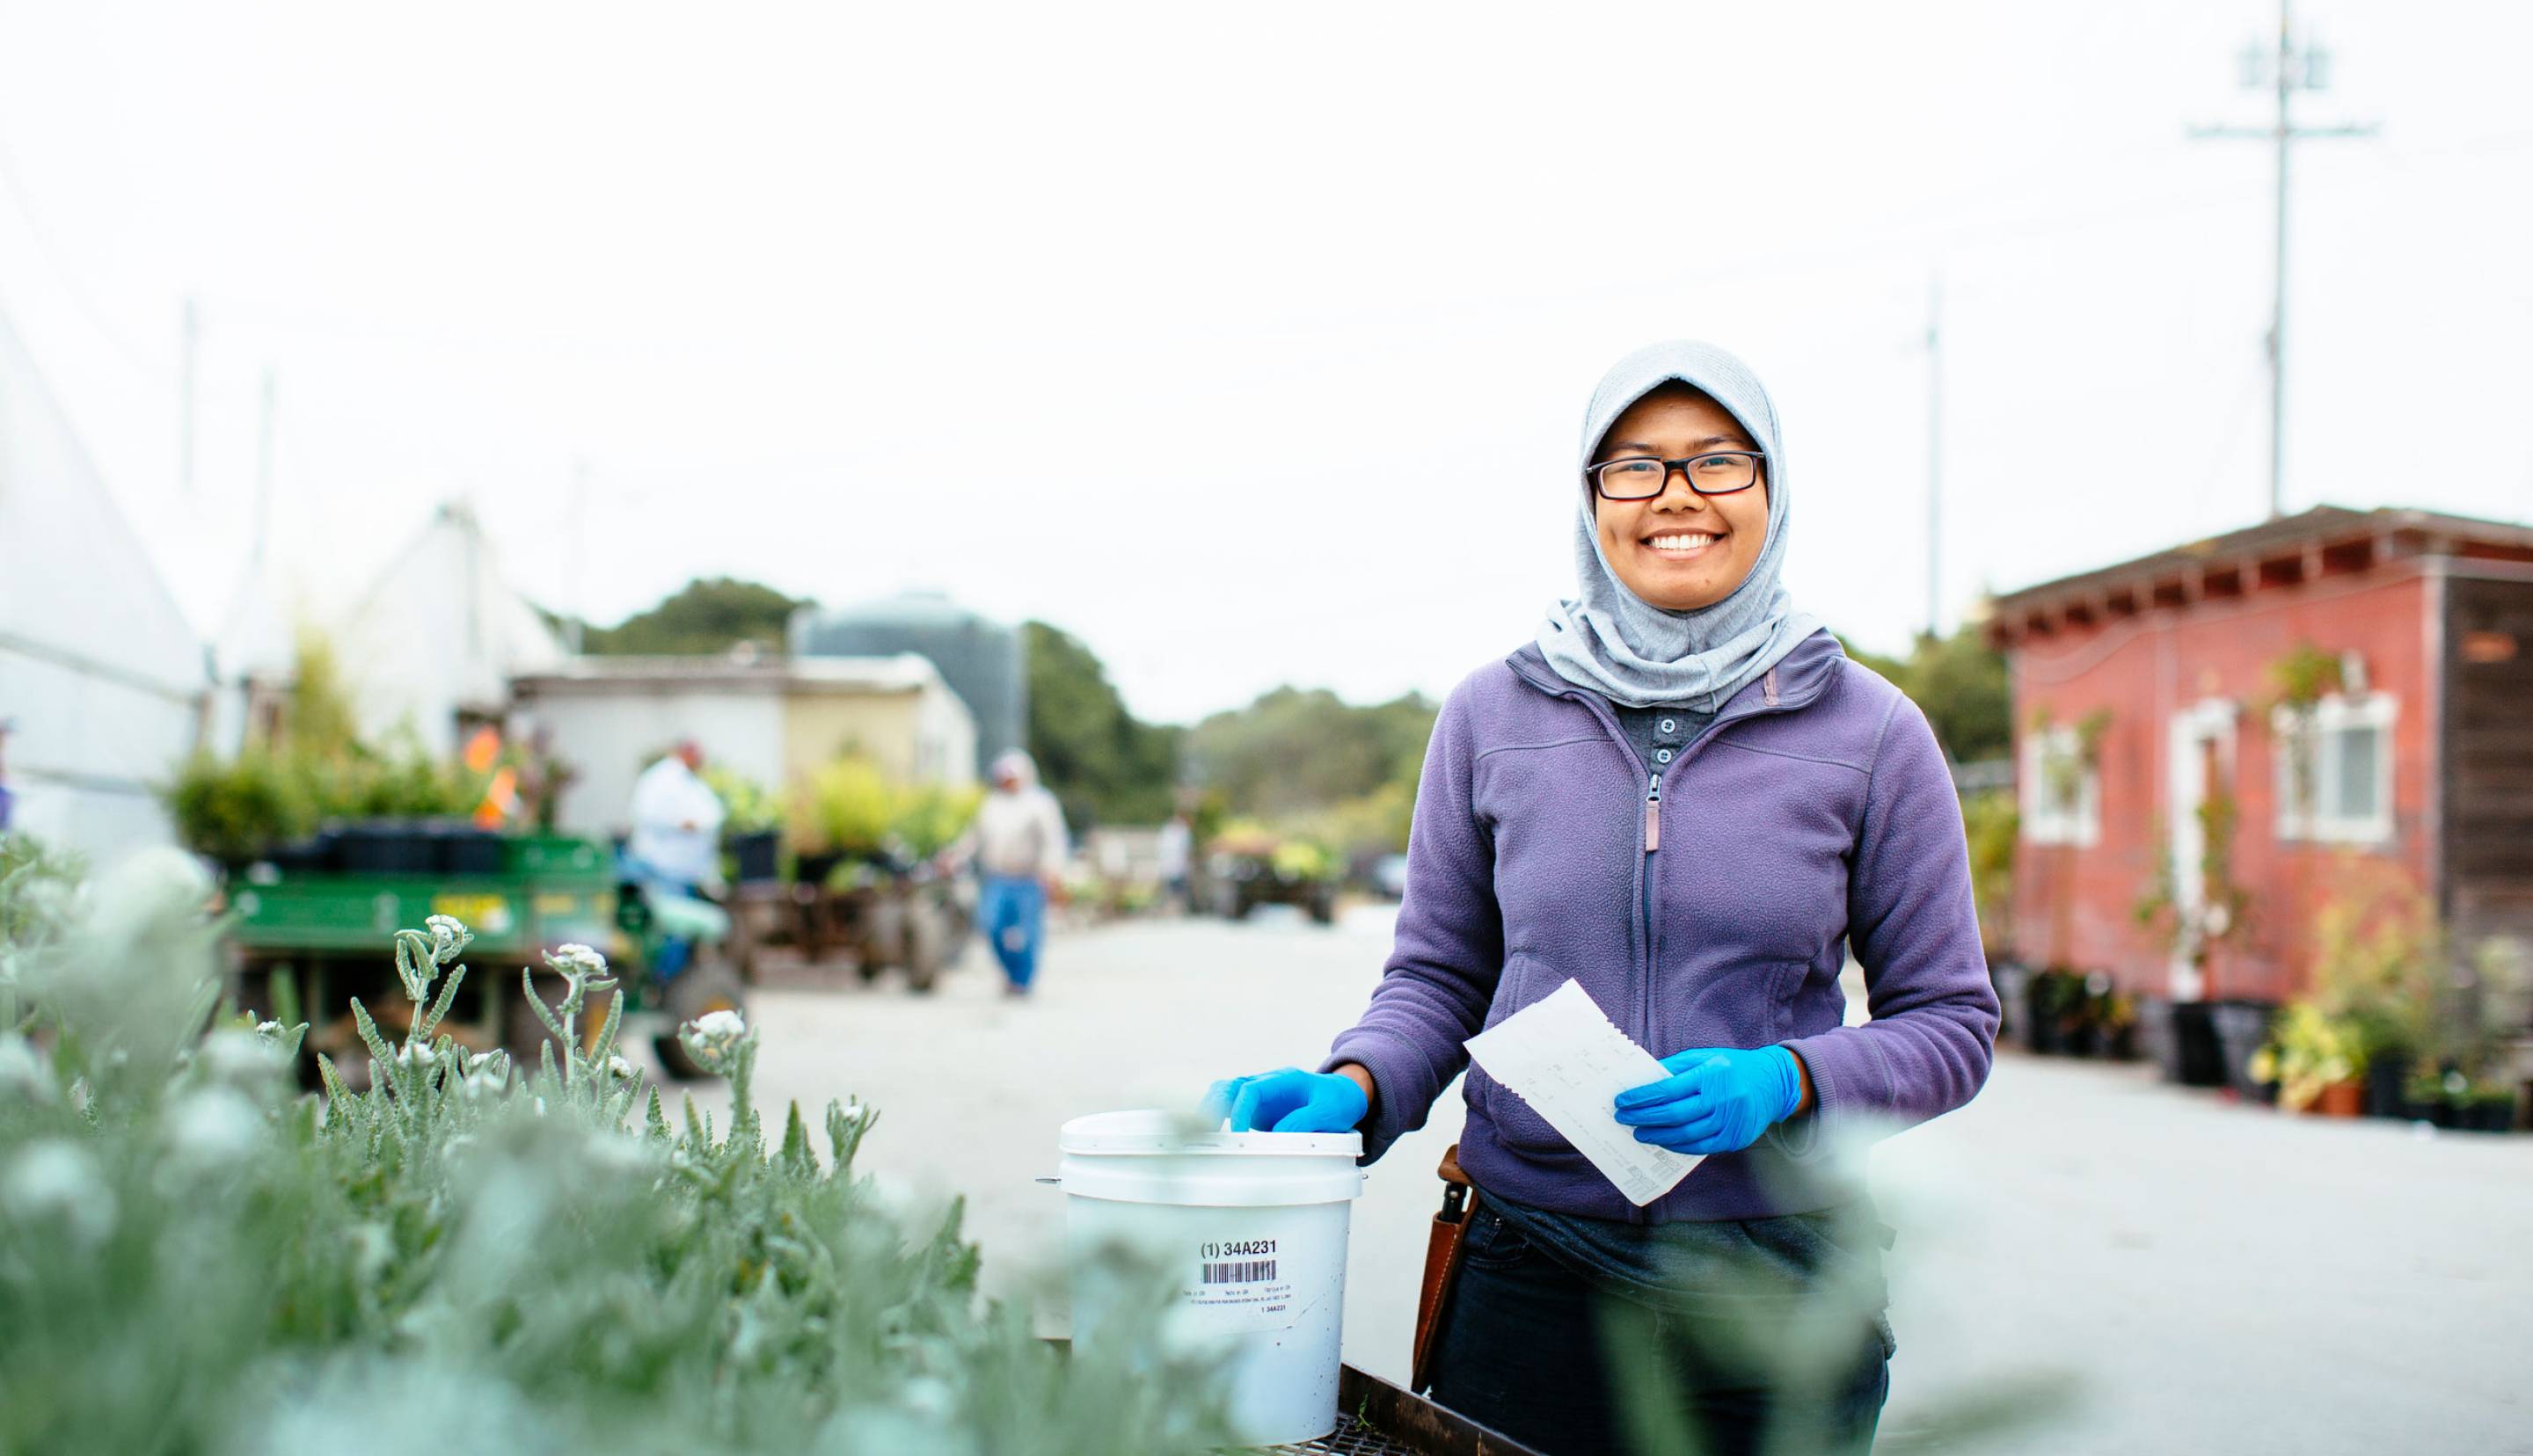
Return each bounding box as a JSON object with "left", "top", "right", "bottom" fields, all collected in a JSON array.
[{"left": 4, "top": 1, "right": 2529, "bottom": 724}]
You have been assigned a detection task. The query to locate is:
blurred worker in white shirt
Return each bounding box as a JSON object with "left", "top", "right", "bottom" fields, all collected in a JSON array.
[
  {"left": 624, "top": 739, "right": 725, "bottom": 980},
  {"left": 963, "top": 750, "right": 1069, "bottom": 996}
]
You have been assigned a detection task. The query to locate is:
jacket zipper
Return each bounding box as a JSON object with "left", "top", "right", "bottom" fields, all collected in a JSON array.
[{"left": 1515, "top": 661, "right": 1808, "bottom": 1218}]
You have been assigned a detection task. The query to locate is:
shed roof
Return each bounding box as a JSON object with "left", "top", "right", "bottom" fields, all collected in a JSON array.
[
  {"left": 1990, "top": 503, "right": 2533, "bottom": 622},
  {"left": 512, "top": 650, "right": 945, "bottom": 697}
]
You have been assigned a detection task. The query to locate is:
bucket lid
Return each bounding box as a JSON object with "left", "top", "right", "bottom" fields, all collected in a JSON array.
[{"left": 1058, "top": 1108, "right": 1362, "bottom": 1160}]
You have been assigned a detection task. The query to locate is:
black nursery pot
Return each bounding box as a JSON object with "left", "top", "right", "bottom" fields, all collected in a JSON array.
[
  {"left": 792, "top": 850, "right": 843, "bottom": 888},
  {"left": 2210, "top": 1000, "right": 2280, "bottom": 1103},
  {"left": 2099, "top": 1020, "right": 2139, "bottom": 1061},
  {"left": 730, "top": 830, "right": 782, "bottom": 885},
  {"left": 1992, "top": 963, "right": 2034, "bottom": 1046},
  {"left": 265, "top": 837, "right": 325, "bottom": 874},
  {"left": 339, "top": 821, "right": 433, "bottom": 874},
  {"left": 2019, "top": 972, "right": 2069, "bottom": 1054},
  {"left": 2166, "top": 1001, "right": 2228, "bottom": 1087},
  {"left": 2456, "top": 1098, "right": 2520, "bottom": 1134},
  {"left": 2364, "top": 1055, "right": 2414, "bottom": 1119},
  {"left": 434, "top": 826, "right": 507, "bottom": 877}
]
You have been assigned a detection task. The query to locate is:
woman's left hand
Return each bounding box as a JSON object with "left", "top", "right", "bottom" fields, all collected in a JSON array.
[{"left": 1613, "top": 1046, "right": 1803, "bottom": 1155}]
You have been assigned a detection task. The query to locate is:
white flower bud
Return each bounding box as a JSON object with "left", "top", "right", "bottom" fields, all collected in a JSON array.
[
  {"left": 547, "top": 943, "right": 609, "bottom": 979},
  {"left": 4, "top": 1140, "right": 116, "bottom": 1248},
  {"left": 0, "top": 1034, "right": 54, "bottom": 1103},
  {"left": 424, "top": 914, "right": 472, "bottom": 964},
  {"left": 164, "top": 1086, "right": 266, "bottom": 1165}
]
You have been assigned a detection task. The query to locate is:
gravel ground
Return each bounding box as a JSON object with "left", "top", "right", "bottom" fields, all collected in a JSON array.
[{"left": 653, "top": 907, "right": 2533, "bottom": 1455}]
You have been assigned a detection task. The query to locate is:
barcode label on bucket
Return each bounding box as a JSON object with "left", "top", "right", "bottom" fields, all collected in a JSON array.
[{"left": 1179, "top": 1238, "right": 1301, "bottom": 1334}]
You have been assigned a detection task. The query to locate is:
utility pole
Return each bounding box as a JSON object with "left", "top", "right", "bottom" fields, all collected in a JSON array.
[
  {"left": 1924, "top": 269, "right": 1943, "bottom": 643},
  {"left": 2191, "top": 0, "right": 2375, "bottom": 521},
  {"left": 247, "top": 366, "right": 275, "bottom": 575},
  {"left": 566, "top": 457, "right": 588, "bottom": 655}
]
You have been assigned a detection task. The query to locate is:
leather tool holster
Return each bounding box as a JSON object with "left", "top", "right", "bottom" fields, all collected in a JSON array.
[{"left": 1410, "top": 1143, "right": 1477, "bottom": 1394}]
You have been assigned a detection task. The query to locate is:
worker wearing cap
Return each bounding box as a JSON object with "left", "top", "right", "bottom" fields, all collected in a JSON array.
[{"left": 964, "top": 750, "right": 1069, "bottom": 996}]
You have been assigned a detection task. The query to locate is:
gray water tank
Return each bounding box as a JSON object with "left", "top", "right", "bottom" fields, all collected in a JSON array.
[{"left": 789, "top": 591, "right": 1024, "bottom": 776}]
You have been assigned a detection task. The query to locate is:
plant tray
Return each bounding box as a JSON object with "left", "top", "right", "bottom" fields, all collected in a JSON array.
[{"left": 1252, "top": 1365, "right": 1541, "bottom": 1456}]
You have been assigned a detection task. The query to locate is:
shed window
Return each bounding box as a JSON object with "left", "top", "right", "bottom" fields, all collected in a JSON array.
[
  {"left": 2020, "top": 724, "right": 2099, "bottom": 847},
  {"left": 2274, "top": 694, "right": 2395, "bottom": 844}
]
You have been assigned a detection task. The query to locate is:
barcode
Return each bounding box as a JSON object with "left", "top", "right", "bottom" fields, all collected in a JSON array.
[{"left": 1201, "top": 1259, "right": 1277, "bottom": 1285}]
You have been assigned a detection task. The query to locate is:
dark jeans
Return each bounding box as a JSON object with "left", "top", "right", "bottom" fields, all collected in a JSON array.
[{"left": 1428, "top": 1205, "right": 1890, "bottom": 1456}]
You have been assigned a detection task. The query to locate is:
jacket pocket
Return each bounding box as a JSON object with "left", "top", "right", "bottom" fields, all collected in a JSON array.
[
  {"left": 1470, "top": 954, "right": 1585, "bottom": 1156},
  {"left": 1653, "top": 959, "right": 1811, "bottom": 1057}
]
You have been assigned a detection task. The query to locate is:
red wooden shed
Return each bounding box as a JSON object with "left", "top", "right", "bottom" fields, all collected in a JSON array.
[{"left": 1985, "top": 505, "right": 2533, "bottom": 1008}]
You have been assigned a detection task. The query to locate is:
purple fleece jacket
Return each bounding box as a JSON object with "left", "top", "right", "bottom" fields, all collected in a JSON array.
[{"left": 1321, "top": 628, "right": 1998, "bottom": 1223}]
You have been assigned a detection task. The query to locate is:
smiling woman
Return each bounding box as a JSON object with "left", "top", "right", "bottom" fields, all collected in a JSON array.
[{"left": 1201, "top": 340, "right": 2000, "bottom": 1455}]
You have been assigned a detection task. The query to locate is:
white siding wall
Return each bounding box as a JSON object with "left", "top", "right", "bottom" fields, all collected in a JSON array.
[{"left": 522, "top": 690, "right": 785, "bottom": 838}]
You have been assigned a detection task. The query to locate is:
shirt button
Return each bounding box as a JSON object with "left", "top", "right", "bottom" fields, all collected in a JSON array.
[
  {"left": 1659, "top": 717, "right": 1676, "bottom": 733},
  {"left": 1654, "top": 747, "right": 1674, "bottom": 763}
]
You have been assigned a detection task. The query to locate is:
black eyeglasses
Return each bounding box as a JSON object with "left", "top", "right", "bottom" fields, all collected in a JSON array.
[{"left": 1587, "top": 452, "right": 1766, "bottom": 500}]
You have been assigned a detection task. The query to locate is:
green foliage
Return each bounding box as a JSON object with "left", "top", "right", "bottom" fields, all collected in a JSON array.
[
  {"left": 0, "top": 856, "right": 1231, "bottom": 1454},
  {"left": 1209, "top": 819, "right": 1343, "bottom": 885},
  {"left": 1282, "top": 779, "right": 1418, "bottom": 860},
  {"left": 2436, "top": 936, "right": 2533, "bottom": 1091},
  {"left": 2133, "top": 790, "right": 2252, "bottom": 972},
  {"left": 285, "top": 630, "right": 364, "bottom": 760},
  {"left": 582, "top": 576, "right": 812, "bottom": 657},
  {"left": 1961, "top": 790, "right": 2018, "bottom": 958},
  {"left": 892, "top": 782, "right": 985, "bottom": 860},
  {"left": 164, "top": 744, "right": 319, "bottom": 863},
  {"left": 1023, "top": 621, "right": 1182, "bottom": 829},
  {"left": 792, "top": 758, "right": 984, "bottom": 865},
  {"left": 2248, "top": 1002, "right": 2365, "bottom": 1110},
  {"left": 2301, "top": 863, "right": 2442, "bottom": 1064},
  {"left": 1187, "top": 686, "right": 1434, "bottom": 822},
  {"left": 164, "top": 740, "right": 491, "bottom": 861},
  {"left": 2265, "top": 641, "right": 2345, "bottom": 712},
  {"left": 704, "top": 767, "right": 784, "bottom": 835},
  {"left": 164, "top": 631, "right": 498, "bottom": 861},
  {"left": 794, "top": 755, "right": 898, "bottom": 857},
  {"left": 2261, "top": 641, "right": 2346, "bottom": 824},
  {"left": 1838, "top": 625, "right": 2011, "bottom": 763}
]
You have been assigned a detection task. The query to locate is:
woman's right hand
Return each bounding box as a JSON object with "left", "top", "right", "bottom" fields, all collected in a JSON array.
[{"left": 1201, "top": 1067, "right": 1369, "bottom": 1132}]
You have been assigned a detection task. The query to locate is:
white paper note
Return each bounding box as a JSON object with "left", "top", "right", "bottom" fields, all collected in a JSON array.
[{"left": 1464, "top": 978, "right": 1703, "bottom": 1206}]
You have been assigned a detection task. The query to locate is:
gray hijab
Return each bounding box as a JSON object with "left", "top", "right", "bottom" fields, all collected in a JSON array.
[{"left": 1537, "top": 339, "right": 1821, "bottom": 712}]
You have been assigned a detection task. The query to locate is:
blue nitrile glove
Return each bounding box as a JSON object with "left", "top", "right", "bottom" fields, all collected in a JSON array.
[
  {"left": 1612, "top": 1046, "right": 1803, "bottom": 1155},
  {"left": 1201, "top": 1067, "right": 1369, "bottom": 1133}
]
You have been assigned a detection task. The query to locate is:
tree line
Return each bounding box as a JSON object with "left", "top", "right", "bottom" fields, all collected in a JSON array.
[{"left": 564, "top": 578, "right": 2010, "bottom": 845}]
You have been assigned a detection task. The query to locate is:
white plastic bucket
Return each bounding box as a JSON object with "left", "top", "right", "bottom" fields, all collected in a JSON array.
[{"left": 1051, "top": 1109, "right": 1366, "bottom": 1446}]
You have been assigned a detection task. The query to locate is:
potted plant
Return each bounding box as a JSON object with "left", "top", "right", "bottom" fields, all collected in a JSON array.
[
  {"left": 2246, "top": 1001, "right": 2366, "bottom": 1116},
  {"left": 161, "top": 745, "right": 318, "bottom": 870},
  {"left": 791, "top": 754, "right": 896, "bottom": 885},
  {"left": 2455, "top": 1082, "right": 2521, "bottom": 1134},
  {"left": 2089, "top": 977, "right": 2140, "bottom": 1060},
  {"left": 2023, "top": 969, "right": 2082, "bottom": 1055},
  {"left": 2316, "top": 887, "right": 2435, "bottom": 1118},
  {"left": 2413, "top": 937, "right": 2531, "bottom": 1133},
  {"left": 2134, "top": 791, "right": 2255, "bottom": 1086},
  {"left": 706, "top": 768, "right": 785, "bottom": 884},
  {"left": 1991, "top": 960, "right": 2036, "bottom": 1050}
]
